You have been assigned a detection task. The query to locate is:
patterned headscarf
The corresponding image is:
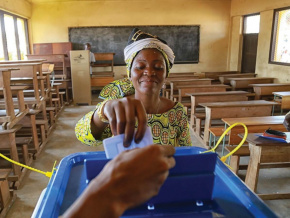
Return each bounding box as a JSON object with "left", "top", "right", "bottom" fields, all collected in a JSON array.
[{"left": 124, "top": 28, "right": 175, "bottom": 77}]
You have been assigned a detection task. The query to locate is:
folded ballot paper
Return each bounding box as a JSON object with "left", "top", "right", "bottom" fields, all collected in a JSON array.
[{"left": 103, "top": 127, "right": 153, "bottom": 159}]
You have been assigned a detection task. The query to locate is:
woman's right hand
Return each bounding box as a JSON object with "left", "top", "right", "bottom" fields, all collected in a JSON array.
[{"left": 102, "top": 97, "right": 148, "bottom": 147}]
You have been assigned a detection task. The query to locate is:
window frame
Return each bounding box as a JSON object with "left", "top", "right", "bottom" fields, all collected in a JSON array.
[
  {"left": 269, "top": 6, "right": 290, "bottom": 66},
  {"left": 0, "top": 9, "right": 30, "bottom": 61}
]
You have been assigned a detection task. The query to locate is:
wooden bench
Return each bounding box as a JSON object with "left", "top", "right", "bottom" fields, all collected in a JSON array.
[
  {"left": 27, "top": 54, "right": 71, "bottom": 103},
  {"left": 0, "top": 125, "right": 23, "bottom": 188},
  {"left": 199, "top": 100, "right": 278, "bottom": 146},
  {"left": 91, "top": 53, "right": 115, "bottom": 90},
  {"left": 249, "top": 83, "right": 290, "bottom": 100},
  {"left": 219, "top": 73, "right": 256, "bottom": 84},
  {"left": 229, "top": 77, "right": 275, "bottom": 91},
  {"left": 0, "top": 169, "right": 16, "bottom": 217},
  {"left": 0, "top": 68, "right": 29, "bottom": 129}
]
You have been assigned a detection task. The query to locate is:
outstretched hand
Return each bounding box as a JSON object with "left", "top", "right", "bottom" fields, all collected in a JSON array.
[
  {"left": 63, "top": 144, "right": 176, "bottom": 218},
  {"left": 103, "top": 97, "right": 148, "bottom": 147}
]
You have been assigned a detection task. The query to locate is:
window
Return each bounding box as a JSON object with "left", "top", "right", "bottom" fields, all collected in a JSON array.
[
  {"left": 243, "top": 14, "right": 260, "bottom": 34},
  {"left": 270, "top": 7, "right": 290, "bottom": 65},
  {"left": 0, "top": 10, "right": 30, "bottom": 61}
]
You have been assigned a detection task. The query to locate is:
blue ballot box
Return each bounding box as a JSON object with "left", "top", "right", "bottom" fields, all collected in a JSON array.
[{"left": 33, "top": 147, "right": 277, "bottom": 217}]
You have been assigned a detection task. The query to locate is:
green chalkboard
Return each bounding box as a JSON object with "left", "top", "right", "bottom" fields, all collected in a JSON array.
[{"left": 69, "top": 26, "right": 199, "bottom": 66}]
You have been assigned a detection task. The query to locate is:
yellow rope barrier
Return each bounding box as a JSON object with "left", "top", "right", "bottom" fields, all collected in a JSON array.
[
  {"left": 0, "top": 153, "right": 56, "bottom": 178},
  {"left": 202, "top": 122, "right": 248, "bottom": 163}
]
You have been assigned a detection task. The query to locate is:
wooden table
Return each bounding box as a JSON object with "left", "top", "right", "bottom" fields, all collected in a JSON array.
[
  {"left": 222, "top": 116, "right": 287, "bottom": 172},
  {"left": 272, "top": 91, "right": 290, "bottom": 113},
  {"left": 229, "top": 77, "right": 275, "bottom": 91},
  {"left": 186, "top": 91, "right": 249, "bottom": 128},
  {"left": 239, "top": 132, "right": 290, "bottom": 200},
  {"left": 250, "top": 83, "right": 290, "bottom": 100},
  {"left": 169, "top": 79, "right": 212, "bottom": 100},
  {"left": 177, "top": 84, "right": 230, "bottom": 102},
  {"left": 222, "top": 115, "right": 286, "bottom": 149},
  {"left": 219, "top": 73, "right": 256, "bottom": 84},
  {"left": 203, "top": 71, "right": 239, "bottom": 80},
  {"left": 199, "top": 100, "right": 278, "bottom": 145}
]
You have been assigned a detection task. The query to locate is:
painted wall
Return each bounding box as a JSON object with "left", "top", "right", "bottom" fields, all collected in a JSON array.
[
  {"left": 30, "top": 0, "right": 231, "bottom": 78},
  {"left": 229, "top": 0, "right": 290, "bottom": 82},
  {"left": 0, "top": 0, "right": 31, "bottom": 18}
]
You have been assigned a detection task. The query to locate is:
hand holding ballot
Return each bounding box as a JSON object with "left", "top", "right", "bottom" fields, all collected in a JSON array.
[{"left": 62, "top": 144, "right": 176, "bottom": 218}]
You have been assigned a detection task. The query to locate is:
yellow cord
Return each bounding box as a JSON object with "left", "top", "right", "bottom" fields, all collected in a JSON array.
[
  {"left": 202, "top": 122, "right": 248, "bottom": 163},
  {"left": 0, "top": 153, "right": 56, "bottom": 178}
]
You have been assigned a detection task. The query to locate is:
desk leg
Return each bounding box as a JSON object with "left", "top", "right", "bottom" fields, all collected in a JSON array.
[
  {"left": 221, "top": 123, "right": 227, "bottom": 156},
  {"left": 272, "top": 95, "right": 276, "bottom": 116},
  {"left": 203, "top": 108, "right": 212, "bottom": 145},
  {"left": 245, "top": 144, "right": 261, "bottom": 192}
]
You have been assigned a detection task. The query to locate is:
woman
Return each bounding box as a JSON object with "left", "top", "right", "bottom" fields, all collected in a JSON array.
[{"left": 75, "top": 28, "right": 192, "bottom": 147}]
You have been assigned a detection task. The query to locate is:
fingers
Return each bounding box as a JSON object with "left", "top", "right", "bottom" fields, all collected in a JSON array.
[
  {"left": 104, "top": 98, "right": 148, "bottom": 147},
  {"left": 124, "top": 101, "right": 137, "bottom": 147},
  {"left": 134, "top": 101, "right": 148, "bottom": 144},
  {"left": 159, "top": 144, "right": 176, "bottom": 157}
]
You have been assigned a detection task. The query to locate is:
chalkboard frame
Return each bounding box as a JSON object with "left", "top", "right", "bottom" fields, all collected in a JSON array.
[{"left": 69, "top": 25, "right": 200, "bottom": 66}]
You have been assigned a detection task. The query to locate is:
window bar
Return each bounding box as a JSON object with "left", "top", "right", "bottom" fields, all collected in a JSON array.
[
  {"left": 0, "top": 12, "right": 9, "bottom": 61},
  {"left": 14, "top": 16, "right": 21, "bottom": 60}
]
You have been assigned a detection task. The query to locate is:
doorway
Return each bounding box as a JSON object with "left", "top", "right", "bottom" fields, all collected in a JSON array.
[{"left": 241, "top": 14, "right": 260, "bottom": 73}]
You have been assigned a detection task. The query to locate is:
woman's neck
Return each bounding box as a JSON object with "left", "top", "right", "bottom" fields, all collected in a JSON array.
[{"left": 134, "top": 93, "right": 161, "bottom": 114}]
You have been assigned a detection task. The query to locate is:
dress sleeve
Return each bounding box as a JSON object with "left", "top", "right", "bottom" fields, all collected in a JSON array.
[
  {"left": 176, "top": 103, "right": 192, "bottom": 146},
  {"left": 75, "top": 79, "right": 133, "bottom": 146},
  {"left": 75, "top": 103, "right": 101, "bottom": 146}
]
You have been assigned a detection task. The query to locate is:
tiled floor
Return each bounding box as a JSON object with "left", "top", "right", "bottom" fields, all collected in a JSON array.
[{"left": 5, "top": 105, "right": 290, "bottom": 217}]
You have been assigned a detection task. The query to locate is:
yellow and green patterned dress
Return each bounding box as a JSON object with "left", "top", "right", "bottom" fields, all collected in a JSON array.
[{"left": 75, "top": 78, "right": 192, "bottom": 147}]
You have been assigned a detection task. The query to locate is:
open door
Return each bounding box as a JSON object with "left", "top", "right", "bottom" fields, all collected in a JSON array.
[{"left": 241, "top": 14, "right": 260, "bottom": 73}]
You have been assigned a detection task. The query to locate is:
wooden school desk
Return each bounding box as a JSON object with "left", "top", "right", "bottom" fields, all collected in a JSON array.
[
  {"left": 223, "top": 115, "right": 286, "bottom": 145},
  {"left": 169, "top": 79, "right": 213, "bottom": 101},
  {"left": 186, "top": 91, "right": 249, "bottom": 128},
  {"left": 177, "top": 84, "right": 230, "bottom": 102},
  {"left": 272, "top": 91, "right": 290, "bottom": 114},
  {"left": 250, "top": 83, "right": 290, "bottom": 100},
  {"left": 218, "top": 73, "right": 256, "bottom": 84},
  {"left": 239, "top": 132, "right": 290, "bottom": 200},
  {"left": 199, "top": 100, "right": 278, "bottom": 145},
  {"left": 229, "top": 77, "right": 275, "bottom": 91}
]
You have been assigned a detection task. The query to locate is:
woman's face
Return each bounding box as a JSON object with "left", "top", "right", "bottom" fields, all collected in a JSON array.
[{"left": 130, "top": 48, "right": 166, "bottom": 95}]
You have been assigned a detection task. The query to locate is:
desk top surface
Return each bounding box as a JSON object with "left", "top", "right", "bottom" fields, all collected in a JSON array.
[
  {"left": 229, "top": 77, "right": 274, "bottom": 81},
  {"left": 272, "top": 91, "right": 290, "bottom": 96},
  {"left": 219, "top": 73, "right": 256, "bottom": 77},
  {"left": 165, "top": 76, "right": 202, "bottom": 81},
  {"left": 239, "top": 132, "right": 290, "bottom": 146},
  {"left": 186, "top": 91, "right": 248, "bottom": 96},
  {"left": 0, "top": 62, "right": 42, "bottom": 66},
  {"left": 222, "top": 115, "right": 285, "bottom": 125},
  {"left": 176, "top": 84, "right": 229, "bottom": 88},
  {"left": 249, "top": 83, "right": 290, "bottom": 87},
  {"left": 199, "top": 100, "right": 277, "bottom": 108}
]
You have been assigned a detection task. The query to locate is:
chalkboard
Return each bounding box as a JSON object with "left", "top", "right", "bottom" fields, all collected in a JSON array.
[{"left": 69, "top": 26, "right": 199, "bottom": 66}]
